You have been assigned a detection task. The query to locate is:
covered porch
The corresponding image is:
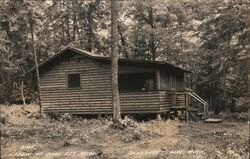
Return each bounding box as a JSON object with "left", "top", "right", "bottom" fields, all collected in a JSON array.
[
  {"left": 118, "top": 69, "right": 208, "bottom": 120},
  {"left": 118, "top": 67, "right": 186, "bottom": 113}
]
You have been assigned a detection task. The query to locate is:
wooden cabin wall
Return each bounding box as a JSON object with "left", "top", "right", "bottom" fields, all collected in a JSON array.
[
  {"left": 120, "top": 91, "right": 172, "bottom": 113},
  {"left": 39, "top": 51, "right": 113, "bottom": 114},
  {"left": 39, "top": 51, "right": 169, "bottom": 114}
]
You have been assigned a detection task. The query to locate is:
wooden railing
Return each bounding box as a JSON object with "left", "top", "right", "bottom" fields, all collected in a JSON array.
[
  {"left": 170, "top": 91, "right": 209, "bottom": 120},
  {"left": 186, "top": 91, "right": 208, "bottom": 120}
]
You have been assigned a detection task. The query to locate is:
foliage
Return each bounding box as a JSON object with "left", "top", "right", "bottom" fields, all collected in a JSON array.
[
  {"left": 0, "top": 0, "right": 248, "bottom": 112},
  {"left": 195, "top": 0, "right": 249, "bottom": 112}
]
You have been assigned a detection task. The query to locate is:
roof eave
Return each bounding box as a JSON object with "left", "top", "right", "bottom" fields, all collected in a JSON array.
[{"left": 26, "top": 46, "right": 191, "bottom": 74}]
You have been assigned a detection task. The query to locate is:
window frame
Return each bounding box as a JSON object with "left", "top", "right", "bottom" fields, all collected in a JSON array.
[
  {"left": 67, "top": 73, "right": 82, "bottom": 89},
  {"left": 118, "top": 71, "right": 156, "bottom": 92}
]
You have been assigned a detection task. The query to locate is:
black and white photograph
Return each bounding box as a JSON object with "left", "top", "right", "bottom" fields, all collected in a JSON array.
[{"left": 0, "top": 0, "right": 249, "bottom": 158}]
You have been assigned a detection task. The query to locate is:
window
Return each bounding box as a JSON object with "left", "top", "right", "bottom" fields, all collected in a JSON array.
[
  {"left": 67, "top": 73, "right": 81, "bottom": 88},
  {"left": 118, "top": 72, "right": 155, "bottom": 91}
]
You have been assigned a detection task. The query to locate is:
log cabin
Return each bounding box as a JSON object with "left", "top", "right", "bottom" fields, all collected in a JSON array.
[{"left": 29, "top": 46, "right": 208, "bottom": 120}]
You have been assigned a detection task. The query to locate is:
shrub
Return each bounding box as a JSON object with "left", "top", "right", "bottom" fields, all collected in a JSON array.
[
  {"left": 46, "top": 112, "right": 73, "bottom": 121},
  {"left": 46, "top": 112, "right": 62, "bottom": 120},
  {"left": 234, "top": 97, "right": 249, "bottom": 113},
  {"left": 0, "top": 115, "right": 7, "bottom": 124}
]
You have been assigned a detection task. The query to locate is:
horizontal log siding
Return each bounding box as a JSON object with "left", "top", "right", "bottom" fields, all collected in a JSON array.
[
  {"left": 40, "top": 54, "right": 113, "bottom": 114},
  {"left": 39, "top": 52, "right": 173, "bottom": 114},
  {"left": 175, "top": 93, "right": 186, "bottom": 107},
  {"left": 120, "top": 91, "right": 171, "bottom": 113}
]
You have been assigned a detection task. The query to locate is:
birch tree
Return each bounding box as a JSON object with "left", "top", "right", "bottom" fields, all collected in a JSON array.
[{"left": 29, "top": 10, "right": 41, "bottom": 113}]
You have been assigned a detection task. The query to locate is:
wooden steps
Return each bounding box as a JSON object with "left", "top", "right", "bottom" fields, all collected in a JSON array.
[
  {"left": 169, "top": 91, "right": 209, "bottom": 121},
  {"left": 188, "top": 108, "right": 198, "bottom": 112},
  {"left": 169, "top": 106, "right": 206, "bottom": 121},
  {"left": 204, "top": 118, "right": 223, "bottom": 123}
]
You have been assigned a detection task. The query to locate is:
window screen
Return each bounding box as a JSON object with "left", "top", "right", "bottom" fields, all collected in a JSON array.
[
  {"left": 170, "top": 75, "right": 176, "bottom": 90},
  {"left": 118, "top": 72, "right": 155, "bottom": 91},
  {"left": 68, "top": 74, "right": 81, "bottom": 88}
]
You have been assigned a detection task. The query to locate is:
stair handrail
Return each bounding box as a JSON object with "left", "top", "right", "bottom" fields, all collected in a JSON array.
[
  {"left": 186, "top": 92, "right": 208, "bottom": 119},
  {"left": 185, "top": 88, "right": 208, "bottom": 105},
  {"left": 191, "top": 92, "right": 208, "bottom": 105},
  {"left": 187, "top": 92, "right": 206, "bottom": 105}
]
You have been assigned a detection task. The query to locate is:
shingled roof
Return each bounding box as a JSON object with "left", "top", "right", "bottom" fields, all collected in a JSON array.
[{"left": 28, "top": 46, "right": 191, "bottom": 73}]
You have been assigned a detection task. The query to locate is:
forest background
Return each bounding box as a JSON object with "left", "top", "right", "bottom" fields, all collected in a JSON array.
[{"left": 0, "top": 0, "right": 249, "bottom": 113}]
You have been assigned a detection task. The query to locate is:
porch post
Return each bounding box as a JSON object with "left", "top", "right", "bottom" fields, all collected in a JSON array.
[
  {"left": 155, "top": 70, "right": 160, "bottom": 90},
  {"left": 156, "top": 70, "right": 161, "bottom": 120},
  {"left": 185, "top": 93, "right": 189, "bottom": 122}
]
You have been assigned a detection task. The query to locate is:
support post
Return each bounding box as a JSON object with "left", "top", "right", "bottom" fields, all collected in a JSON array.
[
  {"left": 155, "top": 70, "right": 160, "bottom": 90},
  {"left": 185, "top": 93, "right": 188, "bottom": 122},
  {"left": 157, "top": 114, "right": 162, "bottom": 120},
  {"left": 171, "top": 94, "right": 176, "bottom": 106},
  {"left": 156, "top": 70, "right": 162, "bottom": 120}
]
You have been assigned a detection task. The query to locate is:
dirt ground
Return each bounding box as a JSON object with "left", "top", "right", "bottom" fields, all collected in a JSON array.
[{"left": 0, "top": 104, "right": 249, "bottom": 159}]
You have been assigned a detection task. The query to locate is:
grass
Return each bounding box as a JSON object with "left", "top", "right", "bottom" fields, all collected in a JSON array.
[{"left": 0, "top": 104, "right": 249, "bottom": 159}]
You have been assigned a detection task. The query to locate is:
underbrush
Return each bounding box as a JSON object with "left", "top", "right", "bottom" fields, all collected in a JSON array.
[
  {"left": 1, "top": 104, "right": 180, "bottom": 149},
  {"left": 208, "top": 111, "right": 248, "bottom": 122},
  {"left": 1, "top": 104, "right": 248, "bottom": 159}
]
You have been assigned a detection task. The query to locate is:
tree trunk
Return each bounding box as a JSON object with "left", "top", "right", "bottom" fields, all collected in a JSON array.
[
  {"left": 149, "top": 32, "right": 156, "bottom": 60},
  {"left": 118, "top": 24, "right": 129, "bottom": 58},
  {"left": 1, "top": 46, "right": 5, "bottom": 100},
  {"left": 61, "top": 21, "right": 65, "bottom": 45},
  {"left": 4, "top": 21, "right": 11, "bottom": 103},
  {"left": 20, "top": 79, "right": 26, "bottom": 105},
  {"left": 76, "top": 24, "right": 83, "bottom": 49},
  {"left": 72, "top": 0, "right": 83, "bottom": 49},
  {"left": 73, "top": 12, "right": 77, "bottom": 41},
  {"left": 148, "top": 7, "right": 156, "bottom": 60},
  {"left": 66, "top": 15, "right": 71, "bottom": 44},
  {"left": 86, "top": 0, "right": 100, "bottom": 52},
  {"left": 29, "top": 11, "right": 42, "bottom": 113},
  {"left": 87, "top": 13, "right": 93, "bottom": 52},
  {"left": 111, "top": 0, "right": 121, "bottom": 124}
]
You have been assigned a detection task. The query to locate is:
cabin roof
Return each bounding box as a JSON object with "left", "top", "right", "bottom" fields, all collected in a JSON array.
[{"left": 28, "top": 46, "right": 191, "bottom": 73}]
